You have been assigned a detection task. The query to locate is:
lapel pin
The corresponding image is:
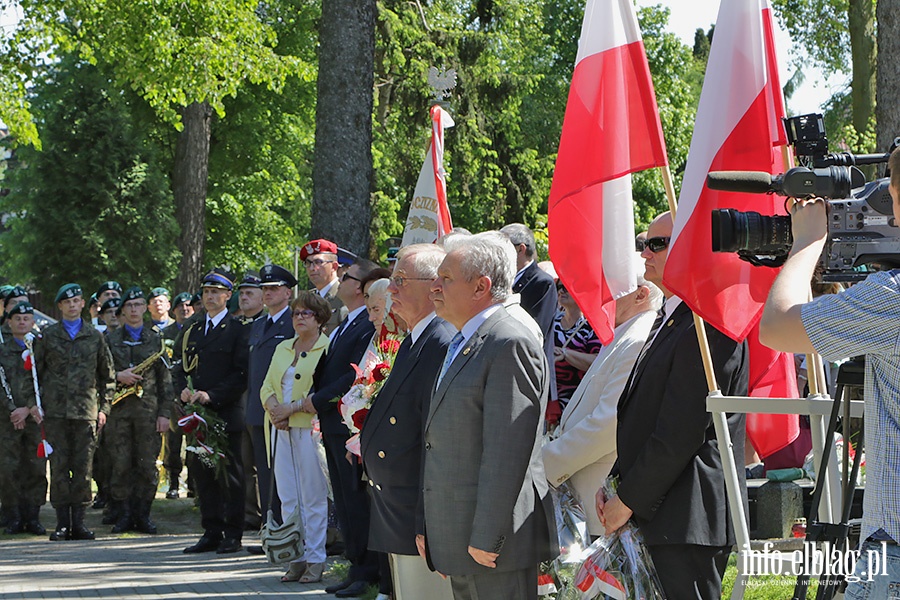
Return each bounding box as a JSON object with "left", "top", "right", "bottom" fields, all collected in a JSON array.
[
  {"left": 463, "top": 347, "right": 471, "bottom": 356},
  {"left": 666, "top": 320, "right": 674, "bottom": 327}
]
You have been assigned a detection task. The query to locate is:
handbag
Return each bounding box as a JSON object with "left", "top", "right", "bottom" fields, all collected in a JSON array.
[{"left": 260, "top": 426, "right": 306, "bottom": 565}]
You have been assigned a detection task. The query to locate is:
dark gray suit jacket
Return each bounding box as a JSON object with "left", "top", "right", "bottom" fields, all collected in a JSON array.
[
  {"left": 613, "top": 300, "right": 748, "bottom": 547},
  {"left": 361, "top": 316, "right": 456, "bottom": 555},
  {"left": 422, "top": 307, "right": 558, "bottom": 575}
]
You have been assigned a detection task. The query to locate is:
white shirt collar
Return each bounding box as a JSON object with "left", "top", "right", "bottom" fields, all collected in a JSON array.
[
  {"left": 268, "top": 304, "right": 290, "bottom": 323},
  {"left": 206, "top": 308, "right": 228, "bottom": 330},
  {"left": 410, "top": 312, "right": 437, "bottom": 345},
  {"left": 318, "top": 279, "right": 337, "bottom": 297},
  {"left": 513, "top": 260, "right": 534, "bottom": 286}
]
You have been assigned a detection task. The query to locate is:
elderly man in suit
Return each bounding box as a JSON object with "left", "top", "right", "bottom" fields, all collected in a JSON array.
[
  {"left": 244, "top": 265, "right": 297, "bottom": 535},
  {"left": 421, "top": 231, "right": 557, "bottom": 600},
  {"left": 174, "top": 269, "right": 251, "bottom": 555},
  {"left": 300, "top": 259, "right": 379, "bottom": 597},
  {"left": 542, "top": 268, "right": 662, "bottom": 536},
  {"left": 597, "top": 212, "right": 748, "bottom": 598},
  {"left": 360, "top": 244, "right": 455, "bottom": 600},
  {"left": 301, "top": 238, "right": 347, "bottom": 335}
]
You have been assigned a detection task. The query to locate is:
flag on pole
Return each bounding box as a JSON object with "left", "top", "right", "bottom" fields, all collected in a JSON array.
[
  {"left": 548, "top": 0, "right": 668, "bottom": 345},
  {"left": 400, "top": 105, "right": 454, "bottom": 246},
  {"left": 662, "top": 0, "right": 787, "bottom": 341},
  {"left": 662, "top": 0, "right": 799, "bottom": 456}
]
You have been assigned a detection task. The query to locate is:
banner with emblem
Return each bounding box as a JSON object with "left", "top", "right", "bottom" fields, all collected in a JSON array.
[{"left": 400, "top": 104, "right": 454, "bottom": 246}]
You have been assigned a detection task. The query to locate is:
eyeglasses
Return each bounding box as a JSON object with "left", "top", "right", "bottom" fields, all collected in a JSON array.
[
  {"left": 556, "top": 285, "right": 568, "bottom": 294},
  {"left": 292, "top": 309, "right": 316, "bottom": 319},
  {"left": 644, "top": 236, "right": 670, "bottom": 253},
  {"left": 389, "top": 275, "right": 432, "bottom": 287},
  {"left": 342, "top": 272, "right": 361, "bottom": 283},
  {"left": 304, "top": 258, "right": 335, "bottom": 268}
]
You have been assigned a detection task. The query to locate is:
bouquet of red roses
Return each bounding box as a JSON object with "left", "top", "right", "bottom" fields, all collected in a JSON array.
[
  {"left": 338, "top": 333, "right": 405, "bottom": 456},
  {"left": 178, "top": 402, "right": 229, "bottom": 479}
]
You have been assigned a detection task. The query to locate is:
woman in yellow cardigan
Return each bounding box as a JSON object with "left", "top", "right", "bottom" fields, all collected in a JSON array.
[{"left": 260, "top": 291, "right": 331, "bottom": 584}]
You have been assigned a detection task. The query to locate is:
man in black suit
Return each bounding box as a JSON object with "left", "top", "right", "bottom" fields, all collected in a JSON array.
[
  {"left": 174, "top": 269, "right": 251, "bottom": 555},
  {"left": 244, "top": 265, "right": 297, "bottom": 530},
  {"left": 500, "top": 223, "right": 558, "bottom": 401},
  {"left": 598, "top": 212, "right": 748, "bottom": 598},
  {"left": 360, "top": 244, "right": 455, "bottom": 600},
  {"left": 300, "top": 259, "right": 379, "bottom": 597}
]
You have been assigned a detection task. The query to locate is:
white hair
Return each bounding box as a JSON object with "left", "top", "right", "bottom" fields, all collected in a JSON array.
[
  {"left": 366, "top": 278, "right": 392, "bottom": 312},
  {"left": 396, "top": 244, "right": 446, "bottom": 279},
  {"left": 452, "top": 231, "right": 516, "bottom": 302}
]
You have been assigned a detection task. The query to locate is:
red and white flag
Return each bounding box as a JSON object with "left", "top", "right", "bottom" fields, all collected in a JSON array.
[
  {"left": 663, "top": 0, "right": 787, "bottom": 341},
  {"left": 663, "top": 0, "right": 799, "bottom": 455},
  {"left": 548, "top": 0, "right": 668, "bottom": 344},
  {"left": 401, "top": 105, "right": 454, "bottom": 246}
]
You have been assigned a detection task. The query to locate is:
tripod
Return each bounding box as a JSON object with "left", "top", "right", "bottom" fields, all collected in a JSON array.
[{"left": 792, "top": 358, "right": 865, "bottom": 600}]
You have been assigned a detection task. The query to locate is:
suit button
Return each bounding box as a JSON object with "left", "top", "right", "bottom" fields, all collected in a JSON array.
[
  {"left": 389, "top": 417, "right": 396, "bottom": 425},
  {"left": 376, "top": 484, "right": 382, "bottom": 491},
  {"left": 378, "top": 451, "right": 385, "bottom": 459},
  {"left": 369, "top": 480, "right": 374, "bottom": 487}
]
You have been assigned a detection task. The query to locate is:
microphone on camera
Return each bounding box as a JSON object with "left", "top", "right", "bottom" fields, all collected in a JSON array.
[{"left": 706, "top": 171, "right": 774, "bottom": 194}]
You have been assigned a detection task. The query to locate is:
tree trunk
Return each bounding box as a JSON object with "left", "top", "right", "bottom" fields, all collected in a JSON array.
[
  {"left": 172, "top": 101, "right": 212, "bottom": 293},
  {"left": 877, "top": 0, "right": 900, "bottom": 152},
  {"left": 311, "top": 0, "right": 376, "bottom": 258},
  {"left": 849, "top": 0, "right": 876, "bottom": 144}
]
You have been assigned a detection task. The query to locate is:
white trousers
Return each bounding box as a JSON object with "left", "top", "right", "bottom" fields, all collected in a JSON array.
[
  {"left": 390, "top": 553, "right": 454, "bottom": 600},
  {"left": 273, "top": 427, "right": 329, "bottom": 564}
]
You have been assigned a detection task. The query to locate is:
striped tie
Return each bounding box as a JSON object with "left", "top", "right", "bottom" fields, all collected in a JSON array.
[{"left": 437, "top": 332, "right": 465, "bottom": 387}]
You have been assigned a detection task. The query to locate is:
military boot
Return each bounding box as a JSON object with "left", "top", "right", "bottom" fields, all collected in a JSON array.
[
  {"left": 70, "top": 505, "right": 95, "bottom": 540},
  {"left": 132, "top": 499, "right": 157, "bottom": 534},
  {"left": 0, "top": 502, "right": 12, "bottom": 528},
  {"left": 110, "top": 500, "right": 132, "bottom": 534},
  {"left": 23, "top": 505, "right": 46, "bottom": 535},
  {"left": 165, "top": 473, "right": 180, "bottom": 499},
  {"left": 4, "top": 506, "right": 23, "bottom": 534},
  {"left": 49, "top": 506, "right": 70, "bottom": 541},
  {"left": 102, "top": 499, "right": 119, "bottom": 525}
]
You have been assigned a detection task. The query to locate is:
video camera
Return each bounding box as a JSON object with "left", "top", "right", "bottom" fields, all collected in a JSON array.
[{"left": 708, "top": 113, "right": 900, "bottom": 281}]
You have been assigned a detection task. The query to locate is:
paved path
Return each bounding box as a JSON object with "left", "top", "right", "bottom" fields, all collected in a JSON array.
[{"left": 0, "top": 533, "right": 350, "bottom": 599}]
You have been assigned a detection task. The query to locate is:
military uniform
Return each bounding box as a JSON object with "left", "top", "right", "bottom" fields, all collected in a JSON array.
[
  {"left": 0, "top": 334, "right": 47, "bottom": 534},
  {"left": 35, "top": 315, "right": 115, "bottom": 540},
  {"left": 161, "top": 319, "right": 191, "bottom": 497},
  {"left": 106, "top": 323, "right": 173, "bottom": 533}
]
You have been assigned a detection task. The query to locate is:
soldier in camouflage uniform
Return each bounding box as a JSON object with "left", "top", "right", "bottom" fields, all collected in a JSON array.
[
  {"left": 106, "top": 287, "right": 173, "bottom": 534},
  {"left": 35, "top": 283, "right": 115, "bottom": 541},
  {"left": 162, "top": 292, "right": 196, "bottom": 499},
  {"left": 0, "top": 302, "right": 47, "bottom": 535}
]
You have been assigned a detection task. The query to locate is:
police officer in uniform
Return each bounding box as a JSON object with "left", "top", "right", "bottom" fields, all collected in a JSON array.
[
  {"left": 174, "top": 269, "right": 250, "bottom": 554},
  {"left": 0, "top": 302, "right": 48, "bottom": 535},
  {"left": 35, "top": 284, "right": 115, "bottom": 541},
  {"left": 106, "top": 287, "right": 173, "bottom": 534}
]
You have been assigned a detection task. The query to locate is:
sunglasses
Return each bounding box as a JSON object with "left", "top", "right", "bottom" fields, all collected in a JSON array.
[
  {"left": 342, "top": 273, "right": 361, "bottom": 283},
  {"left": 644, "top": 236, "right": 670, "bottom": 253},
  {"left": 292, "top": 309, "right": 316, "bottom": 319}
]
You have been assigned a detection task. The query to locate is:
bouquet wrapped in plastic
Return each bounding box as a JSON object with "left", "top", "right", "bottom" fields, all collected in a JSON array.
[
  {"left": 539, "top": 482, "right": 590, "bottom": 597},
  {"left": 556, "top": 478, "right": 665, "bottom": 600}
]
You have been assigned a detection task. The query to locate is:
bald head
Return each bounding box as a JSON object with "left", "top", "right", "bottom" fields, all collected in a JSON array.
[{"left": 641, "top": 211, "right": 674, "bottom": 297}]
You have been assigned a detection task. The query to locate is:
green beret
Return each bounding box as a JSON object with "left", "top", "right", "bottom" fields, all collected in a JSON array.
[
  {"left": 4, "top": 286, "right": 28, "bottom": 306},
  {"left": 7, "top": 301, "right": 33, "bottom": 316},
  {"left": 56, "top": 283, "right": 83, "bottom": 304},
  {"left": 122, "top": 286, "right": 145, "bottom": 303},
  {"left": 172, "top": 292, "right": 193, "bottom": 310},
  {"left": 101, "top": 297, "right": 122, "bottom": 313},
  {"left": 149, "top": 287, "right": 169, "bottom": 299},
  {"left": 96, "top": 281, "right": 122, "bottom": 296},
  {"left": 0, "top": 285, "right": 14, "bottom": 301}
]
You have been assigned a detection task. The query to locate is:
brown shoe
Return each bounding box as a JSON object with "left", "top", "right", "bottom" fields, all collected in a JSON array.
[{"left": 299, "top": 562, "right": 325, "bottom": 584}]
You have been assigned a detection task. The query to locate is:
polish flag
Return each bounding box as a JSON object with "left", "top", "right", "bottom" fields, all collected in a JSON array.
[
  {"left": 401, "top": 105, "right": 454, "bottom": 246},
  {"left": 548, "top": 0, "right": 668, "bottom": 344},
  {"left": 663, "top": 0, "right": 799, "bottom": 456},
  {"left": 663, "top": 0, "right": 787, "bottom": 341}
]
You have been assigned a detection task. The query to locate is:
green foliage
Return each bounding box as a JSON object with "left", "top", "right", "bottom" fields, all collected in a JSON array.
[
  {"left": 772, "top": 0, "right": 851, "bottom": 75},
  {"left": 0, "top": 55, "right": 179, "bottom": 293}
]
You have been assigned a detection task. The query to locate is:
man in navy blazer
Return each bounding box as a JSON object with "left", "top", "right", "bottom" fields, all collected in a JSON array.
[
  {"left": 301, "top": 259, "right": 378, "bottom": 596},
  {"left": 244, "top": 264, "right": 297, "bottom": 526},
  {"left": 598, "top": 212, "right": 748, "bottom": 599},
  {"left": 360, "top": 244, "right": 455, "bottom": 600}
]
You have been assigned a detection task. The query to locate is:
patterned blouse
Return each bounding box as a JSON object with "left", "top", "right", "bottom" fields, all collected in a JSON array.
[{"left": 553, "top": 314, "right": 602, "bottom": 403}]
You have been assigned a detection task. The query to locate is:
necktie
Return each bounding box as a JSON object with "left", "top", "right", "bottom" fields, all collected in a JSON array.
[
  {"left": 205, "top": 319, "right": 214, "bottom": 337},
  {"left": 634, "top": 308, "right": 666, "bottom": 367},
  {"left": 437, "top": 332, "right": 465, "bottom": 387},
  {"left": 329, "top": 318, "right": 349, "bottom": 351},
  {"left": 264, "top": 317, "right": 274, "bottom": 333}
]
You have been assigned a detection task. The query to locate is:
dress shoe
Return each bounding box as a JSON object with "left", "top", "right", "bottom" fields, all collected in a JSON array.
[
  {"left": 216, "top": 538, "right": 243, "bottom": 554},
  {"left": 183, "top": 534, "right": 222, "bottom": 554},
  {"left": 245, "top": 545, "right": 265, "bottom": 555},
  {"left": 324, "top": 578, "right": 354, "bottom": 594},
  {"left": 335, "top": 580, "right": 371, "bottom": 598}
]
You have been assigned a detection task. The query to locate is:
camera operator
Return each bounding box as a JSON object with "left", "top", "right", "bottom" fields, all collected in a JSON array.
[{"left": 760, "top": 148, "right": 900, "bottom": 597}]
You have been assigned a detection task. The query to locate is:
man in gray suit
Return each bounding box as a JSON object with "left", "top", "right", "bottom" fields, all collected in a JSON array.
[{"left": 420, "top": 231, "right": 558, "bottom": 600}]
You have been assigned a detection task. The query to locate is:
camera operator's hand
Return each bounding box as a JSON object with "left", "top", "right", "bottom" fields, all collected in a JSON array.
[{"left": 788, "top": 196, "right": 829, "bottom": 253}]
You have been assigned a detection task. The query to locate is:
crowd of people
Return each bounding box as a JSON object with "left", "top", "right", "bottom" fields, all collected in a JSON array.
[{"left": 1, "top": 157, "right": 899, "bottom": 598}]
